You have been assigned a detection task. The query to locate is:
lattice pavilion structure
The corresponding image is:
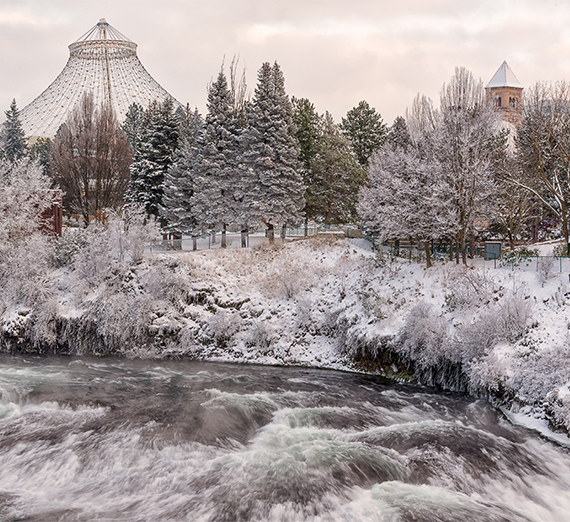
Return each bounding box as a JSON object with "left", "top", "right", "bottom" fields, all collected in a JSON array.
[{"left": 20, "top": 19, "right": 180, "bottom": 138}]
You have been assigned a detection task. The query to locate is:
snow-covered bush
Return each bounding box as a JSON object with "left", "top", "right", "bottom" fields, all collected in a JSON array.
[
  {"left": 0, "top": 159, "right": 56, "bottom": 308},
  {"left": 537, "top": 255, "right": 556, "bottom": 286},
  {"left": 396, "top": 301, "right": 449, "bottom": 370},
  {"left": 207, "top": 310, "right": 241, "bottom": 346},
  {"left": 443, "top": 265, "right": 496, "bottom": 311}
]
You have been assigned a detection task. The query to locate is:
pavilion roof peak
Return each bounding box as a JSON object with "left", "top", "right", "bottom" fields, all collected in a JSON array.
[
  {"left": 486, "top": 61, "right": 523, "bottom": 89},
  {"left": 72, "top": 18, "right": 133, "bottom": 45}
]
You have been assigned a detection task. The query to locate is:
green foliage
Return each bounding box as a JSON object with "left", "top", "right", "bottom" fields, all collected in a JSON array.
[
  {"left": 340, "top": 100, "right": 387, "bottom": 166},
  {"left": 553, "top": 243, "right": 570, "bottom": 257},
  {"left": 121, "top": 102, "right": 145, "bottom": 152},
  {"left": 1, "top": 99, "right": 27, "bottom": 163},
  {"left": 126, "top": 97, "right": 180, "bottom": 219},
  {"left": 28, "top": 137, "right": 52, "bottom": 176},
  {"left": 499, "top": 246, "right": 539, "bottom": 267},
  {"left": 387, "top": 116, "right": 411, "bottom": 151}
]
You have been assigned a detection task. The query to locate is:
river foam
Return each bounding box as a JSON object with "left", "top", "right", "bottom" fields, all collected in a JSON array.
[{"left": 0, "top": 355, "right": 569, "bottom": 521}]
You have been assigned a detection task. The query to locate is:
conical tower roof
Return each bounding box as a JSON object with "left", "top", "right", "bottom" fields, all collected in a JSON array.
[
  {"left": 486, "top": 61, "right": 523, "bottom": 89},
  {"left": 20, "top": 19, "right": 180, "bottom": 138}
]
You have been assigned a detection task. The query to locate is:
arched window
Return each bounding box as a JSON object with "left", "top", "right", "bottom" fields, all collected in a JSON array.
[{"left": 497, "top": 96, "right": 502, "bottom": 107}]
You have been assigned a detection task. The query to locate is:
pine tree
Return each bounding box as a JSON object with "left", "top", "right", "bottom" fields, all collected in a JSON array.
[
  {"left": 28, "top": 137, "right": 52, "bottom": 176},
  {"left": 240, "top": 62, "right": 305, "bottom": 235},
  {"left": 1, "top": 99, "right": 27, "bottom": 162},
  {"left": 291, "top": 97, "right": 323, "bottom": 225},
  {"left": 189, "top": 68, "right": 241, "bottom": 247},
  {"left": 160, "top": 108, "right": 204, "bottom": 238},
  {"left": 126, "top": 97, "right": 179, "bottom": 219},
  {"left": 121, "top": 102, "right": 145, "bottom": 153},
  {"left": 311, "top": 112, "right": 366, "bottom": 224},
  {"left": 388, "top": 116, "right": 411, "bottom": 151},
  {"left": 340, "top": 100, "right": 387, "bottom": 166}
]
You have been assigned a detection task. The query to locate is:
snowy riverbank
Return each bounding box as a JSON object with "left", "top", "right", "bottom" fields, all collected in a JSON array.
[{"left": 1, "top": 235, "right": 570, "bottom": 440}]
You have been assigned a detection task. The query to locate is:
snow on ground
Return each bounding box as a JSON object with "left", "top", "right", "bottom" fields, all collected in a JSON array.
[{"left": 1, "top": 234, "right": 570, "bottom": 440}]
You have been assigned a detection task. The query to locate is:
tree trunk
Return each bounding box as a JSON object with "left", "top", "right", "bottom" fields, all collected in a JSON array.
[
  {"left": 304, "top": 217, "right": 308, "bottom": 238},
  {"left": 241, "top": 227, "right": 247, "bottom": 248},
  {"left": 221, "top": 224, "right": 227, "bottom": 248},
  {"left": 192, "top": 237, "right": 197, "bottom": 251},
  {"left": 281, "top": 224, "right": 287, "bottom": 244},
  {"left": 267, "top": 223, "right": 274, "bottom": 243},
  {"left": 394, "top": 239, "right": 400, "bottom": 257},
  {"left": 455, "top": 235, "right": 460, "bottom": 264},
  {"left": 424, "top": 241, "right": 432, "bottom": 268},
  {"left": 212, "top": 231, "right": 216, "bottom": 244}
]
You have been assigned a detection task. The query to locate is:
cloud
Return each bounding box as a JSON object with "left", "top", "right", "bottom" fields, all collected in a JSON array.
[{"left": 2, "top": 0, "right": 570, "bottom": 125}]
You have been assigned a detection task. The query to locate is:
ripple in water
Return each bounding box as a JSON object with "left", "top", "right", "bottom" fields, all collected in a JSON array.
[{"left": 0, "top": 355, "right": 569, "bottom": 521}]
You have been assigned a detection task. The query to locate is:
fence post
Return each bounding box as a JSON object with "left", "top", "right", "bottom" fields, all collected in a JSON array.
[{"left": 536, "top": 255, "right": 539, "bottom": 271}]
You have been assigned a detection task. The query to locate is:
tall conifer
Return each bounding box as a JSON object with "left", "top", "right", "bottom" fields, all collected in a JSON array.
[{"left": 1, "top": 99, "right": 27, "bottom": 162}]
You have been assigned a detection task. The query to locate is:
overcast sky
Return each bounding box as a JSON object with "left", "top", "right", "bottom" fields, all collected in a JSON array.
[{"left": 1, "top": 0, "right": 570, "bottom": 125}]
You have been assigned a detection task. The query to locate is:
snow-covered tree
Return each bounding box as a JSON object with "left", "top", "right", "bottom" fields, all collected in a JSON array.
[
  {"left": 121, "top": 102, "right": 145, "bottom": 153},
  {"left": 0, "top": 99, "right": 27, "bottom": 163},
  {"left": 189, "top": 68, "right": 242, "bottom": 247},
  {"left": 160, "top": 108, "right": 204, "bottom": 240},
  {"left": 311, "top": 112, "right": 366, "bottom": 224},
  {"left": 340, "top": 100, "right": 387, "bottom": 166},
  {"left": 435, "top": 67, "right": 502, "bottom": 264},
  {"left": 126, "top": 97, "right": 179, "bottom": 219},
  {"left": 388, "top": 116, "right": 411, "bottom": 151},
  {"left": 28, "top": 137, "right": 52, "bottom": 176},
  {"left": 50, "top": 93, "right": 132, "bottom": 226},
  {"left": 358, "top": 144, "right": 450, "bottom": 267},
  {"left": 240, "top": 62, "right": 305, "bottom": 236},
  {"left": 515, "top": 81, "right": 570, "bottom": 255},
  {"left": 0, "top": 158, "right": 57, "bottom": 306}
]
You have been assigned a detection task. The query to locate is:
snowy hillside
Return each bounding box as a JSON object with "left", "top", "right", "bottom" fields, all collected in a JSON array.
[{"left": 1, "top": 233, "right": 569, "bottom": 442}]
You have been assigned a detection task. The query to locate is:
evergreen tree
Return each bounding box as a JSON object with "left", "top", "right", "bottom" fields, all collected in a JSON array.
[
  {"left": 291, "top": 97, "right": 323, "bottom": 224},
  {"left": 28, "top": 137, "right": 52, "bottom": 176},
  {"left": 388, "top": 116, "right": 411, "bottom": 151},
  {"left": 340, "top": 100, "right": 387, "bottom": 166},
  {"left": 240, "top": 62, "right": 305, "bottom": 233},
  {"left": 126, "top": 97, "right": 179, "bottom": 219},
  {"left": 189, "top": 68, "right": 241, "bottom": 247},
  {"left": 311, "top": 112, "right": 366, "bottom": 224},
  {"left": 0, "top": 99, "right": 27, "bottom": 162},
  {"left": 160, "top": 108, "right": 204, "bottom": 237},
  {"left": 121, "top": 102, "right": 145, "bottom": 153}
]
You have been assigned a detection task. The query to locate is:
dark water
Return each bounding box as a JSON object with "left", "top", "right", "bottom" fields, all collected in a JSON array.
[{"left": 0, "top": 356, "right": 569, "bottom": 522}]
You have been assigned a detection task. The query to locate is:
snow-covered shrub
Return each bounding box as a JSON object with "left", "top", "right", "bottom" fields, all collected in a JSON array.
[
  {"left": 244, "top": 320, "right": 275, "bottom": 352},
  {"left": 260, "top": 247, "right": 316, "bottom": 300},
  {"left": 140, "top": 257, "right": 191, "bottom": 309},
  {"left": 508, "top": 344, "right": 570, "bottom": 407},
  {"left": 207, "top": 310, "right": 241, "bottom": 346},
  {"left": 499, "top": 246, "right": 539, "bottom": 268},
  {"left": 396, "top": 301, "right": 449, "bottom": 370},
  {"left": 443, "top": 265, "right": 496, "bottom": 311},
  {"left": 537, "top": 255, "right": 556, "bottom": 286},
  {"left": 52, "top": 228, "right": 88, "bottom": 268},
  {"left": 0, "top": 159, "right": 56, "bottom": 308}
]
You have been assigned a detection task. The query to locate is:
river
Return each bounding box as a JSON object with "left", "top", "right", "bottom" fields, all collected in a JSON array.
[{"left": 0, "top": 355, "right": 569, "bottom": 521}]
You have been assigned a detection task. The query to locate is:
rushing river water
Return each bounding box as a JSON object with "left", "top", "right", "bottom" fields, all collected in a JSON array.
[{"left": 0, "top": 356, "right": 569, "bottom": 522}]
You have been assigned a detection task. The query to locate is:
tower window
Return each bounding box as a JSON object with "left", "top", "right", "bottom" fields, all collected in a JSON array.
[{"left": 497, "top": 96, "right": 502, "bottom": 107}]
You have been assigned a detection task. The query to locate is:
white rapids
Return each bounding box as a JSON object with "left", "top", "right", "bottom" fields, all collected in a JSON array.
[{"left": 0, "top": 356, "right": 569, "bottom": 522}]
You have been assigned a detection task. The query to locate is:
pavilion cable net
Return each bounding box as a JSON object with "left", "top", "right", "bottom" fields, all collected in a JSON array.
[{"left": 20, "top": 18, "right": 180, "bottom": 138}]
